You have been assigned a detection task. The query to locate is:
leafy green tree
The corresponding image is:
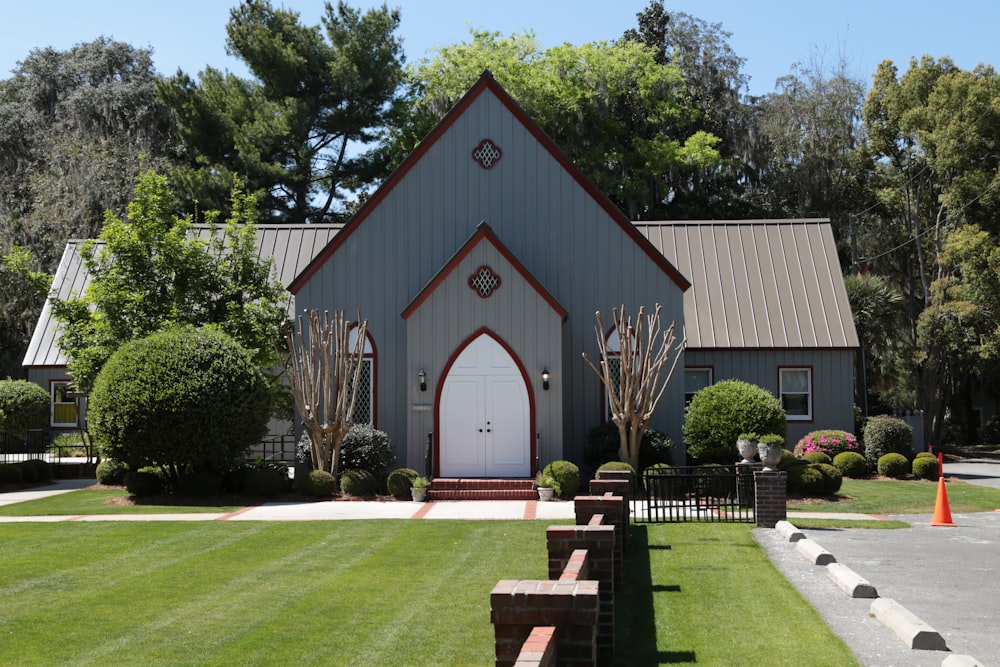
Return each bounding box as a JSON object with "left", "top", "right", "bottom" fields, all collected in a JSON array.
[
  {"left": 383, "top": 30, "right": 721, "bottom": 220},
  {"left": 88, "top": 326, "right": 271, "bottom": 485},
  {"left": 159, "top": 0, "right": 405, "bottom": 223},
  {"left": 844, "top": 272, "right": 909, "bottom": 413},
  {"left": 0, "top": 247, "right": 51, "bottom": 378},
  {"left": 51, "top": 171, "right": 290, "bottom": 404},
  {"left": 0, "top": 379, "right": 50, "bottom": 437}
]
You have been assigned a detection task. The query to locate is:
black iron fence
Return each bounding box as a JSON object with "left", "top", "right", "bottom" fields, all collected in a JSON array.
[
  {"left": 637, "top": 464, "right": 756, "bottom": 524},
  {"left": 246, "top": 434, "right": 298, "bottom": 463},
  {"left": 0, "top": 430, "right": 49, "bottom": 463}
]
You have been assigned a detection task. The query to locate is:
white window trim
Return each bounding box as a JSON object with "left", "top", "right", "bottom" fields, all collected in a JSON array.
[
  {"left": 779, "top": 367, "right": 813, "bottom": 422},
  {"left": 50, "top": 380, "right": 79, "bottom": 428}
]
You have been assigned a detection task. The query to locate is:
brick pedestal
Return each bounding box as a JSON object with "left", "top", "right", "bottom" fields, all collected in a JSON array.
[{"left": 753, "top": 470, "right": 787, "bottom": 528}]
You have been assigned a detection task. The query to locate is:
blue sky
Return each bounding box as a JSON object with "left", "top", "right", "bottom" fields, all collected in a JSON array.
[{"left": 2, "top": 1, "right": 998, "bottom": 96}]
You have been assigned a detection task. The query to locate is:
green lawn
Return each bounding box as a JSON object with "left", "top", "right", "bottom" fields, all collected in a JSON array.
[
  {"left": 0, "top": 488, "right": 245, "bottom": 515},
  {"left": 788, "top": 477, "right": 1000, "bottom": 514},
  {"left": 0, "top": 520, "right": 857, "bottom": 666}
]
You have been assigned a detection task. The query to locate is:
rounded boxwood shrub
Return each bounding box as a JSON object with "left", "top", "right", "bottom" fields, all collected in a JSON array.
[
  {"left": 877, "top": 452, "right": 910, "bottom": 479},
  {"left": 124, "top": 470, "right": 163, "bottom": 497},
  {"left": 15, "top": 461, "right": 38, "bottom": 484},
  {"left": 340, "top": 468, "right": 377, "bottom": 497},
  {"left": 584, "top": 422, "right": 673, "bottom": 470},
  {"left": 777, "top": 449, "right": 807, "bottom": 471},
  {"left": 178, "top": 471, "right": 224, "bottom": 496},
  {"left": 385, "top": 467, "right": 419, "bottom": 499},
  {"left": 242, "top": 467, "right": 286, "bottom": 497},
  {"left": 911, "top": 455, "right": 940, "bottom": 481},
  {"left": 299, "top": 469, "right": 337, "bottom": 498},
  {"left": 543, "top": 460, "right": 580, "bottom": 498},
  {"left": 25, "top": 458, "right": 51, "bottom": 482},
  {"left": 863, "top": 416, "right": 913, "bottom": 469},
  {"left": 914, "top": 451, "right": 936, "bottom": 460},
  {"left": 0, "top": 379, "right": 50, "bottom": 439},
  {"left": 787, "top": 464, "right": 825, "bottom": 495},
  {"left": 683, "top": 380, "right": 786, "bottom": 463},
  {"left": 340, "top": 425, "right": 396, "bottom": 480},
  {"left": 833, "top": 451, "right": 867, "bottom": 478},
  {"left": 0, "top": 463, "right": 23, "bottom": 484},
  {"left": 815, "top": 463, "right": 843, "bottom": 494},
  {"left": 694, "top": 463, "right": 735, "bottom": 497},
  {"left": 793, "top": 429, "right": 861, "bottom": 459},
  {"left": 802, "top": 451, "right": 833, "bottom": 465},
  {"left": 88, "top": 326, "right": 271, "bottom": 478},
  {"left": 96, "top": 459, "right": 129, "bottom": 486}
]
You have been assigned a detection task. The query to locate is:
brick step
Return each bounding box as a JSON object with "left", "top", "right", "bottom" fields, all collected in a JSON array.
[
  {"left": 427, "top": 488, "right": 538, "bottom": 501},
  {"left": 427, "top": 478, "right": 537, "bottom": 501},
  {"left": 431, "top": 478, "right": 535, "bottom": 491}
]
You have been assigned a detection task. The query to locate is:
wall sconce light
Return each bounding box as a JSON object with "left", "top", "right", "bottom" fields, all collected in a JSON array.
[
  {"left": 418, "top": 368, "right": 427, "bottom": 392},
  {"left": 541, "top": 367, "right": 550, "bottom": 391}
]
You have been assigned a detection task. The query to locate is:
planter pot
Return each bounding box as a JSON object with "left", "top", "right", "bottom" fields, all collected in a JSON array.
[
  {"left": 410, "top": 487, "right": 427, "bottom": 502},
  {"left": 736, "top": 438, "right": 758, "bottom": 464},
  {"left": 537, "top": 487, "right": 554, "bottom": 502},
  {"left": 757, "top": 443, "right": 783, "bottom": 471}
]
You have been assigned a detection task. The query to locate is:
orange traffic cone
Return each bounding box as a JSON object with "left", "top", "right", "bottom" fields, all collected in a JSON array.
[{"left": 930, "top": 476, "right": 956, "bottom": 527}]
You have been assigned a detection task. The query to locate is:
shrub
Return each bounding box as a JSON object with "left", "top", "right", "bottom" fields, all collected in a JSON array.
[
  {"left": 96, "top": 459, "right": 129, "bottom": 486},
  {"left": 778, "top": 449, "right": 807, "bottom": 471},
  {"left": 543, "top": 460, "right": 580, "bottom": 497},
  {"left": 0, "top": 463, "right": 23, "bottom": 484},
  {"left": 595, "top": 461, "right": 636, "bottom": 477},
  {"left": 242, "top": 467, "right": 286, "bottom": 497},
  {"left": 802, "top": 451, "right": 833, "bottom": 465},
  {"left": 877, "top": 452, "right": 910, "bottom": 479},
  {"left": 584, "top": 422, "right": 672, "bottom": 470},
  {"left": 683, "top": 380, "right": 786, "bottom": 463},
  {"left": 833, "top": 451, "right": 868, "bottom": 478},
  {"left": 25, "top": 458, "right": 51, "bottom": 482},
  {"left": 340, "top": 424, "right": 396, "bottom": 480},
  {"left": 694, "top": 463, "right": 735, "bottom": 497},
  {"left": 385, "top": 467, "right": 419, "bottom": 499},
  {"left": 793, "top": 429, "right": 861, "bottom": 459},
  {"left": 863, "top": 416, "right": 913, "bottom": 469},
  {"left": 178, "top": 471, "right": 224, "bottom": 496},
  {"left": 340, "top": 468, "right": 377, "bottom": 497},
  {"left": 15, "top": 461, "right": 38, "bottom": 484},
  {"left": 787, "top": 464, "right": 825, "bottom": 495},
  {"left": 299, "top": 469, "right": 337, "bottom": 498},
  {"left": 911, "top": 456, "right": 940, "bottom": 481},
  {"left": 0, "top": 379, "right": 50, "bottom": 438},
  {"left": 814, "top": 463, "right": 843, "bottom": 494},
  {"left": 124, "top": 470, "right": 163, "bottom": 497},
  {"left": 88, "top": 326, "right": 271, "bottom": 481},
  {"left": 913, "top": 451, "right": 936, "bottom": 460}
]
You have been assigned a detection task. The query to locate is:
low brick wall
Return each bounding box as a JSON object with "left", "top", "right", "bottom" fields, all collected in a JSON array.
[{"left": 492, "top": 484, "right": 629, "bottom": 666}]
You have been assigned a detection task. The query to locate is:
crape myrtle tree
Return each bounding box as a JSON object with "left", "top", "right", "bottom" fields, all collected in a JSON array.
[
  {"left": 285, "top": 309, "right": 368, "bottom": 485},
  {"left": 158, "top": 0, "right": 405, "bottom": 223},
  {"left": 51, "top": 171, "right": 290, "bottom": 410},
  {"left": 582, "top": 305, "right": 685, "bottom": 471}
]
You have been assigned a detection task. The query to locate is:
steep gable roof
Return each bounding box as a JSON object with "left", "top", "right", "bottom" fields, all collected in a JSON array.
[
  {"left": 22, "top": 224, "right": 340, "bottom": 368},
  {"left": 637, "top": 219, "right": 859, "bottom": 350},
  {"left": 289, "top": 70, "right": 689, "bottom": 294}
]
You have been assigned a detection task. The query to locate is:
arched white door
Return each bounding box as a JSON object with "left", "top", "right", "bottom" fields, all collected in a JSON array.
[{"left": 439, "top": 334, "right": 530, "bottom": 477}]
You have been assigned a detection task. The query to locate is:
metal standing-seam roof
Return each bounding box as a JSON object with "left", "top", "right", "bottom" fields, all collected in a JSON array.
[
  {"left": 636, "top": 219, "right": 859, "bottom": 350},
  {"left": 22, "top": 224, "right": 342, "bottom": 368}
]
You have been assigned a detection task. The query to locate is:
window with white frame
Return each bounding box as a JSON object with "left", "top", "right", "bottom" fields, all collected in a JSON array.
[
  {"left": 684, "top": 368, "right": 713, "bottom": 405},
  {"left": 779, "top": 367, "right": 812, "bottom": 421},
  {"left": 51, "top": 381, "right": 79, "bottom": 428},
  {"left": 348, "top": 327, "right": 375, "bottom": 426}
]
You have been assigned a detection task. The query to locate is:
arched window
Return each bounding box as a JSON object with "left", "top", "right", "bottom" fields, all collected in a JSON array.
[
  {"left": 601, "top": 327, "right": 622, "bottom": 421},
  {"left": 348, "top": 326, "right": 376, "bottom": 426}
]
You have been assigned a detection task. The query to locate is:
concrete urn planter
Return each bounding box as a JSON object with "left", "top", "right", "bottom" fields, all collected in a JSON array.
[
  {"left": 411, "top": 486, "right": 427, "bottom": 502},
  {"left": 757, "top": 440, "right": 783, "bottom": 471},
  {"left": 537, "top": 486, "right": 555, "bottom": 502},
  {"left": 736, "top": 437, "right": 758, "bottom": 464}
]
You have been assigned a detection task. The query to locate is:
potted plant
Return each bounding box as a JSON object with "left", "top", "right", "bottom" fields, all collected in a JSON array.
[
  {"left": 756, "top": 434, "right": 785, "bottom": 471},
  {"left": 535, "top": 472, "right": 556, "bottom": 501},
  {"left": 736, "top": 432, "right": 759, "bottom": 463},
  {"left": 410, "top": 475, "right": 430, "bottom": 502}
]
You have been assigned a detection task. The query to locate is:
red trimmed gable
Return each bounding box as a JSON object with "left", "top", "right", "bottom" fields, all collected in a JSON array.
[
  {"left": 289, "top": 70, "right": 689, "bottom": 295},
  {"left": 401, "top": 221, "right": 567, "bottom": 321}
]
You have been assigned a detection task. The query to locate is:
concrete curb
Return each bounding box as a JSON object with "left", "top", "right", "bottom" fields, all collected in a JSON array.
[
  {"left": 870, "top": 598, "right": 948, "bottom": 651},
  {"left": 825, "top": 562, "right": 877, "bottom": 598},
  {"left": 796, "top": 537, "right": 836, "bottom": 565},
  {"left": 941, "top": 654, "right": 985, "bottom": 666},
  {"left": 774, "top": 520, "right": 805, "bottom": 542}
]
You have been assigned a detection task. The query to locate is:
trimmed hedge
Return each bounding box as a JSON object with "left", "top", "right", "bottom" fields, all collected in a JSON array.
[
  {"left": 814, "top": 463, "right": 843, "bottom": 494},
  {"left": 584, "top": 422, "right": 672, "bottom": 470},
  {"left": 386, "top": 468, "right": 419, "bottom": 499},
  {"left": 802, "top": 451, "right": 833, "bottom": 465},
  {"left": 96, "top": 459, "right": 129, "bottom": 486},
  {"left": 833, "top": 451, "right": 868, "bottom": 478},
  {"left": 543, "top": 460, "right": 580, "bottom": 498},
  {"left": 299, "top": 469, "right": 337, "bottom": 498},
  {"left": 0, "top": 463, "right": 24, "bottom": 484},
  {"left": 340, "top": 424, "right": 396, "bottom": 480},
  {"left": 787, "top": 465, "right": 825, "bottom": 495},
  {"left": 683, "top": 380, "right": 786, "bottom": 463},
  {"left": 877, "top": 453, "right": 910, "bottom": 479},
  {"left": 0, "top": 379, "right": 50, "bottom": 438},
  {"left": 340, "top": 468, "right": 377, "bottom": 497},
  {"left": 124, "top": 470, "right": 163, "bottom": 497},
  {"left": 911, "top": 456, "right": 940, "bottom": 481},
  {"left": 863, "top": 416, "right": 913, "bottom": 469}
]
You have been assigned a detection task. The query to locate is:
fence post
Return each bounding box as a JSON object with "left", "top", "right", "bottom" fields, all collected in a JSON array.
[{"left": 753, "top": 470, "right": 787, "bottom": 528}]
